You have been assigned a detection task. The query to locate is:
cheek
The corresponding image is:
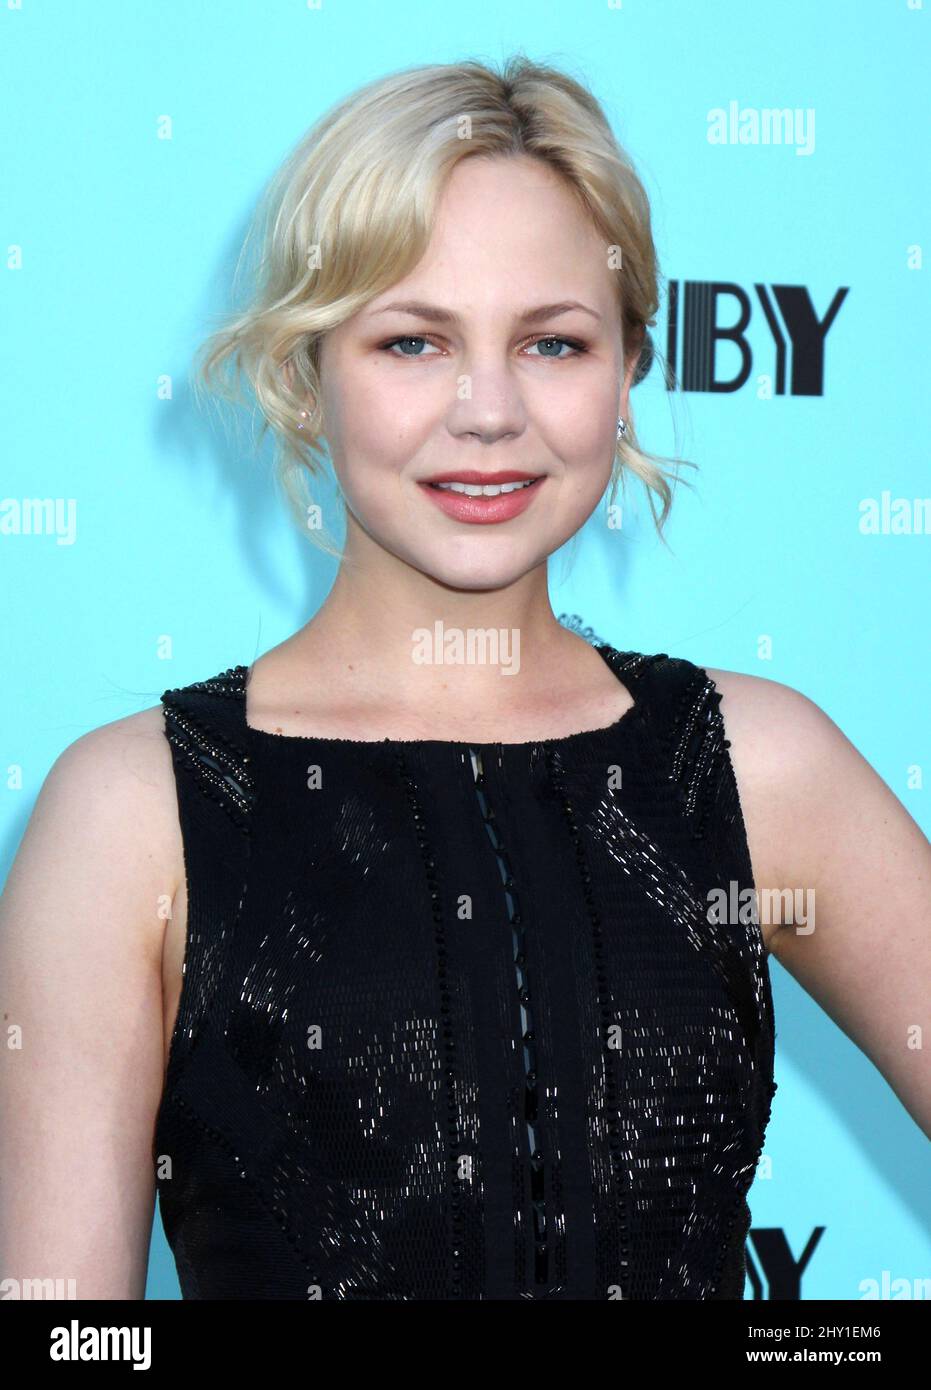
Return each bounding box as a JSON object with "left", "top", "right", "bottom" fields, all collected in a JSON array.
[
  {"left": 330, "top": 362, "right": 430, "bottom": 465},
  {"left": 551, "top": 412, "right": 618, "bottom": 490},
  {"left": 330, "top": 397, "right": 415, "bottom": 517},
  {"left": 543, "top": 372, "right": 619, "bottom": 451}
]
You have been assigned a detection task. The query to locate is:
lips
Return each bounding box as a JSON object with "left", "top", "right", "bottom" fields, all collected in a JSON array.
[
  {"left": 420, "top": 470, "right": 541, "bottom": 487},
  {"left": 418, "top": 473, "right": 546, "bottom": 525},
  {"left": 431, "top": 478, "right": 536, "bottom": 497}
]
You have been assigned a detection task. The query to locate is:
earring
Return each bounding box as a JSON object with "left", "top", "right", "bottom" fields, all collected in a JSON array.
[
  {"left": 616, "top": 417, "right": 628, "bottom": 438},
  {"left": 298, "top": 409, "right": 309, "bottom": 432}
]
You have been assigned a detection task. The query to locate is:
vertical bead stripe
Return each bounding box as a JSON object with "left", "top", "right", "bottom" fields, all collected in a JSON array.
[
  {"left": 394, "top": 748, "right": 464, "bottom": 1299},
  {"left": 469, "top": 747, "right": 551, "bottom": 1293},
  {"left": 544, "top": 743, "right": 632, "bottom": 1298}
]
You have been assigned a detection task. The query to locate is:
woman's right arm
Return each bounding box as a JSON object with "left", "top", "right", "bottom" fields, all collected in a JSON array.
[{"left": 0, "top": 705, "right": 182, "bottom": 1299}]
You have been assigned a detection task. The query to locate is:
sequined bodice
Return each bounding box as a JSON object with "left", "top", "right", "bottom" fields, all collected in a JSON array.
[{"left": 153, "top": 647, "right": 777, "bottom": 1300}]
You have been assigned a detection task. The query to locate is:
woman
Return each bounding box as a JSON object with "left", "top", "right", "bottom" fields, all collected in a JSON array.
[{"left": 1, "top": 56, "right": 928, "bottom": 1302}]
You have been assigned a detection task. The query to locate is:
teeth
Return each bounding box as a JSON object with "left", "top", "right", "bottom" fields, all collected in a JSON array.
[{"left": 433, "top": 479, "right": 537, "bottom": 496}]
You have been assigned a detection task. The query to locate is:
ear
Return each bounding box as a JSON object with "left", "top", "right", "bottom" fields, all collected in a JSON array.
[
  {"left": 618, "top": 325, "right": 647, "bottom": 418},
  {"left": 618, "top": 347, "right": 637, "bottom": 420}
]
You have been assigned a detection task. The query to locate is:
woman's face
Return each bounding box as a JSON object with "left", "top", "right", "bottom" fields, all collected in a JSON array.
[{"left": 317, "top": 154, "right": 637, "bottom": 590}]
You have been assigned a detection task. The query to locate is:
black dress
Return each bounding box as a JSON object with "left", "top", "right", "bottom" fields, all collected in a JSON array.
[{"left": 152, "top": 646, "right": 777, "bottom": 1300}]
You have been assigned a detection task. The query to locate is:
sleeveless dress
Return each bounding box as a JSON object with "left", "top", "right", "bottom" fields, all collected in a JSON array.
[{"left": 152, "top": 646, "right": 778, "bottom": 1300}]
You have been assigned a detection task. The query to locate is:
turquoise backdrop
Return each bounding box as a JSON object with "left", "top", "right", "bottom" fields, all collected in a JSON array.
[{"left": 1, "top": 0, "right": 928, "bottom": 1300}]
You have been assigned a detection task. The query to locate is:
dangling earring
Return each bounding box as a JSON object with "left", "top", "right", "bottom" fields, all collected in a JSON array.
[
  {"left": 616, "top": 417, "right": 628, "bottom": 439},
  {"left": 298, "top": 408, "right": 309, "bottom": 432}
]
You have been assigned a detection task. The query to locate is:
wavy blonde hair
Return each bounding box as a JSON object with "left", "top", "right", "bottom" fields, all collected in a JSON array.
[{"left": 194, "top": 53, "right": 691, "bottom": 555}]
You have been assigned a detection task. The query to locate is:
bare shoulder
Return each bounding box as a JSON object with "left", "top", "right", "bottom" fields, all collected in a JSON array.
[
  {"left": 704, "top": 664, "right": 931, "bottom": 1137},
  {"left": 703, "top": 664, "right": 839, "bottom": 808},
  {"left": 0, "top": 702, "right": 185, "bottom": 1295},
  {"left": 65, "top": 702, "right": 181, "bottom": 874},
  {"left": 704, "top": 659, "right": 928, "bottom": 928},
  {"left": 701, "top": 666, "right": 853, "bottom": 946},
  {"left": 44, "top": 703, "right": 177, "bottom": 829},
  {"left": 704, "top": 665, "right": 831, "bottom": 753},
  {"left": 6, "top": 703, "right": 184, "bottom": 947},
  {"left": 54, "top": 700, "right": 172, "bottom": 771}
]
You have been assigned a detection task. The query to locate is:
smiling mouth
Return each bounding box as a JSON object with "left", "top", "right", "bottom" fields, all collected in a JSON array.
[{"left": 425, "top": 478, "right": 542, "bottom": 497}]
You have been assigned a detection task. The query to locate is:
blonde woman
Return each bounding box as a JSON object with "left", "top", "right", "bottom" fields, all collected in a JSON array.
[{"left": 1, "top": 56, "right": 928, "bottom": 1302}]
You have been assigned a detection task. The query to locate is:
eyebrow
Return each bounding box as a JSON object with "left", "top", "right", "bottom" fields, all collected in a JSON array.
[{"left": 369, "top": 299, "right": 602, "bottom": 324}]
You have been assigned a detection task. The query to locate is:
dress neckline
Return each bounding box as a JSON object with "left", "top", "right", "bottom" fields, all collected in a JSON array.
[{"left": 234, "top": 643, "right": 645, "bottom": 750}]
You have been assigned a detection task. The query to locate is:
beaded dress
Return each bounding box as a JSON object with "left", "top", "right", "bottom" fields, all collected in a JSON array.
[{"left": 153, "top": 647, "right": 777, "bottom": 1300}]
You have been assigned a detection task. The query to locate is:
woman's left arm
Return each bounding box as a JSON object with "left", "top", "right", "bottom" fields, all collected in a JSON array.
[{"left": 709, "top": 668, "right": 931, "bottom": 1140}]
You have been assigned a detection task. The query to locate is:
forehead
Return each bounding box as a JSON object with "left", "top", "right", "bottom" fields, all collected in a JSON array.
[{"left": 374, "top": 155, "right": 616, "bottom": 310}]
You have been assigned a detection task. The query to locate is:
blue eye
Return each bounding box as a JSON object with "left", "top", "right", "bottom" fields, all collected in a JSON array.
[
  {"left": 527, "top": 336, "right": 586, "bottom": 358},
  {"left": 379, "top": 334, "right": 588, "bottom": 359},
  {"left": 382, "top": 336, "right": 437, "bottom": 356}
]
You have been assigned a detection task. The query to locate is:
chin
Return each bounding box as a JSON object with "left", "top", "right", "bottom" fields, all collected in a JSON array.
[{"left": 412, "top": 546, "right": 543, "bottom": 592}]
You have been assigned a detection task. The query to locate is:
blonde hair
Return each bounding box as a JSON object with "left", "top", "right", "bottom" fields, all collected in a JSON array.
[{"left": 194, "top": 53, "right": 691, "bottom": 555}]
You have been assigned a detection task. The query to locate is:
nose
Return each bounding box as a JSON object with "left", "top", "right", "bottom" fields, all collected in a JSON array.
[{"left": 447, "top": 359, "right": 527, "bottom": 445}]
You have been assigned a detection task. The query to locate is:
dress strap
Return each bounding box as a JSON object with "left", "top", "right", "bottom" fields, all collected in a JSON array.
[
  {"left": 157, "top": 665, "right": 256, "bottom": 1088},
  {"left": 603, "top": 648, "right": 772, "bottom": 1083},
  {"left": 603, "top": 648, "right": 738, "bottom": 844},
  {"left": 160, "top": 665, "right": 254, "bottom": 834}
]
